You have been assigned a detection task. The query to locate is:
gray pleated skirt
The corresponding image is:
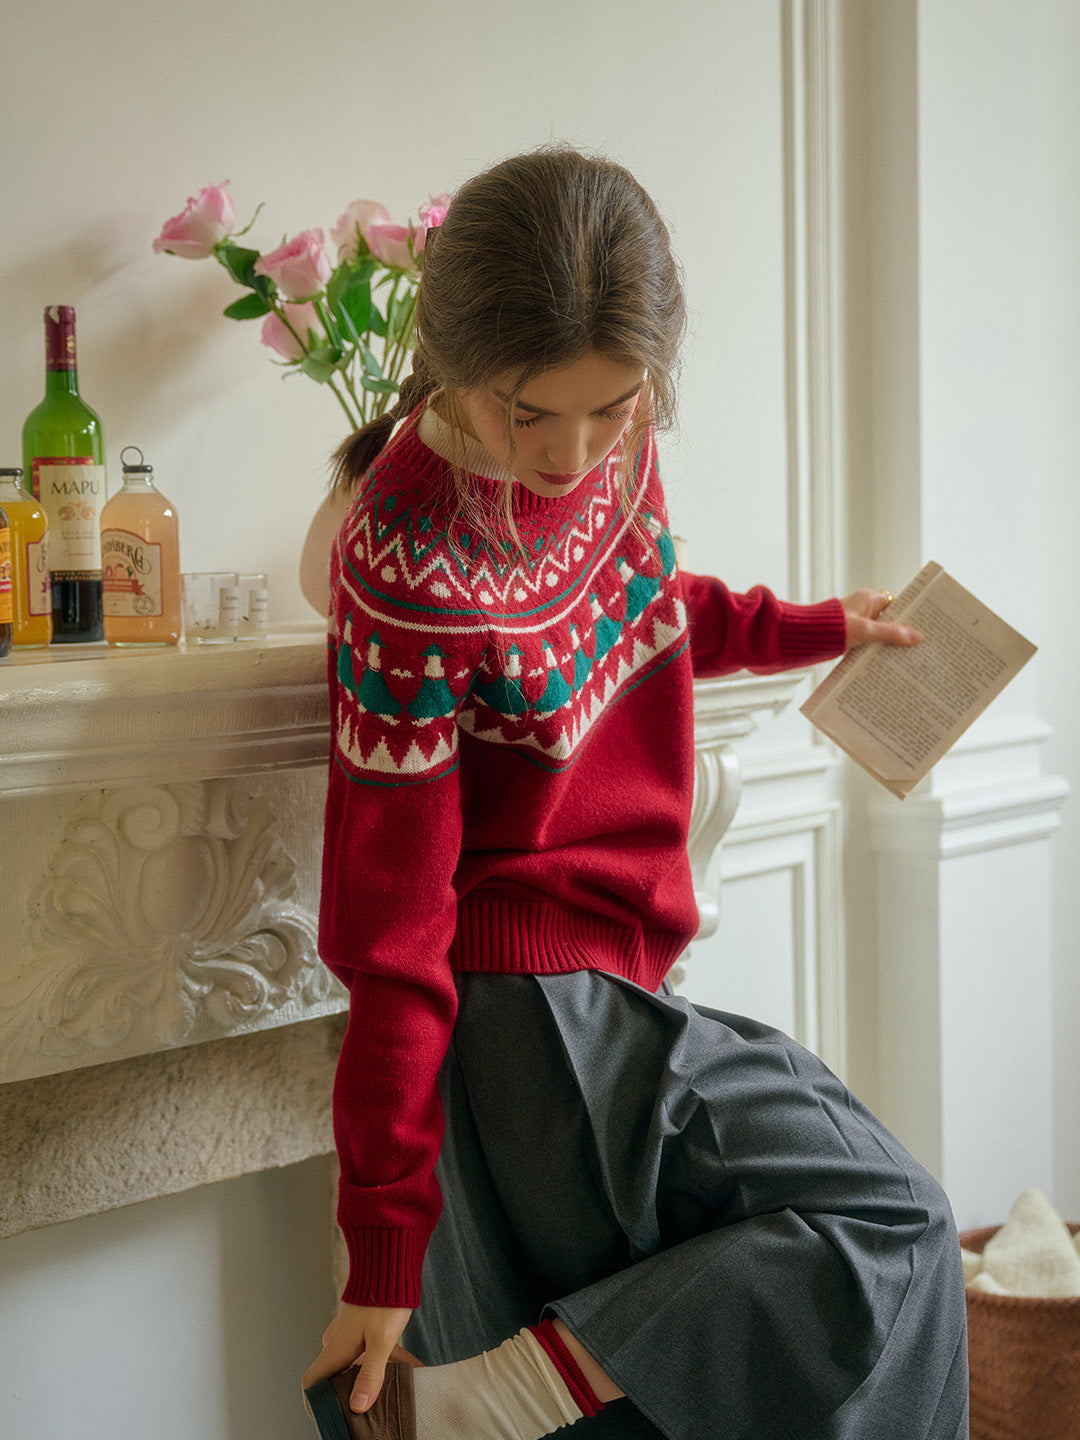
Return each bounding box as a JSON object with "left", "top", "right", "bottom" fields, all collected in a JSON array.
[{"left": 403, "top": 971, "right": 968, "bottom": 1440}]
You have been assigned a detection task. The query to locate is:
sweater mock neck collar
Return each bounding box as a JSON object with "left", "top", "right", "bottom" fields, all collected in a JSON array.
[{"left": 414, "top": 402, "right": 601, "bottom": 519}]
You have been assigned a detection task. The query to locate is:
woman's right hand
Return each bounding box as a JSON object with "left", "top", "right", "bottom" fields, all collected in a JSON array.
[{"left": 302, "top": 1302, "right": 415, "bottom": 1414}]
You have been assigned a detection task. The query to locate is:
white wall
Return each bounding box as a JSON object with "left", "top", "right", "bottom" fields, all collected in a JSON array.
[{"left": 0, "top": 1157, "right": 334, "bottom": 1439}]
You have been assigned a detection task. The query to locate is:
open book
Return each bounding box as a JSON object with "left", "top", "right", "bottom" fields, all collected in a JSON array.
[{"left": 801, "top": 562, "right": 1036, "bottom": 798}]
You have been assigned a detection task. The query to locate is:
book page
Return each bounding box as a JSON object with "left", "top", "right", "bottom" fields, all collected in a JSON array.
[{"left": 801, "top": 563, "right": 1036, "bottom": 798}]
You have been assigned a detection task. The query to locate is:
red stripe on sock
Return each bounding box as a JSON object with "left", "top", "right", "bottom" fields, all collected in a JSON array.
[{"left": 528, "top": 1319, "right": 605, "bottom": 1418}]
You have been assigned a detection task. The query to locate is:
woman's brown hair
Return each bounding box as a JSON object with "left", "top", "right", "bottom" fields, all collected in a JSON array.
[{"left": 331, "top": 146, "right": 686, "bottom": 544}]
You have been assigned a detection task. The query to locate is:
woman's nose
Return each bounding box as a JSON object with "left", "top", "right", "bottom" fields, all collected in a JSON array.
[{"left": 545, "top": 424, "right": 589, "bottom": 473}]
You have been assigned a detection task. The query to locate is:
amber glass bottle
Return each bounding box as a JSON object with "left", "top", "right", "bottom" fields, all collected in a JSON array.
[
  {"left": 100, "top": 447, "right": 181, "bottom": 646},
  {"left": 0, "top": 496, "right": 12, "bottom": 658},
  {"left": 0, "top": 467, "right": 51, "bottom": 647}
]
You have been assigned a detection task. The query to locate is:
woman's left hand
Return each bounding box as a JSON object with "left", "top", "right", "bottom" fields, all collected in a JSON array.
[{"left": 841, "top": 589, "right": 922, "bottom": 651}]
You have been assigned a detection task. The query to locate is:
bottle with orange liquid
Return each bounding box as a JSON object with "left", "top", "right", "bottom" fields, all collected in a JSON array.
[
  {"left": 100, "top": 447, "right": 181, "bottom": 646},
  {"left": 0, "top": 494, "right": 12, "bottom": 658},
  {"left": 0, "top": 467, "right": 52, "bottom": 647}
]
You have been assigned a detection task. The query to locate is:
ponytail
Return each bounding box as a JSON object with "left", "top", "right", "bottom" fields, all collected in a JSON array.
[{"left": 330, "top": 352, "right": 437, "bottom": 497}]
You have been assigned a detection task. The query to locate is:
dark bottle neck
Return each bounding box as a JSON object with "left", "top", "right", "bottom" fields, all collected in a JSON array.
[{"left": 44, "top": 306, "right": 81, "bottom": 395}]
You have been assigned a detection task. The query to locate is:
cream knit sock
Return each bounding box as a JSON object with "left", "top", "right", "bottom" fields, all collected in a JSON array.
[{"left": 412, "top": 1328, "right": 584, "bottom": 1440}]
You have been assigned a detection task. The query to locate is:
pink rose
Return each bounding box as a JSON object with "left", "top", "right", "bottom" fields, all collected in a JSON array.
[
  {"left": 253, "top": 229, "right": 331, "bottom": 301},
  {"left": 411, "top": 193, "right": 452, "bottom": 258},
  {"left": 364, "top": 221, "right": 418, "bottom": 270},
  {"left": 418, "top": 192, "right": 452, "bottom": 230},
  {"left": 153, "top": 182, "right": 235, "bottom": 259},
  {"left": 331, "top": 200, "right": 392, "bottom": 263},
  {"left": 261, "top": 302, "right": 320, "bottom": 360}
]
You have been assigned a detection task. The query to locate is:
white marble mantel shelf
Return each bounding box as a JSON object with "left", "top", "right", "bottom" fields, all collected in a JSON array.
[
  {"left": 0, "top": 636, "right": 806, "bottom": 1091},
  {"left": 0, "top": 626, "right": 331, "bottom": 797}
]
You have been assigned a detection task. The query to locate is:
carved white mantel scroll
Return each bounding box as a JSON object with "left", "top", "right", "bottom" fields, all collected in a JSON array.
[
  {"left": 0, "top": 635, "right": 802, "bottom": 1087},
  {"left": 7, "top": 780, "right": 333, "bottom": 1074},
  {"left": 0, "top": 632, "right": 340, "bottom": 1085}
]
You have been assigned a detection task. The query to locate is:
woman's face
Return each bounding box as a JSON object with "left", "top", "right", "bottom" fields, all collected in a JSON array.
[{"left": 456, "top": 351, "right": 645, "bottom": 499}]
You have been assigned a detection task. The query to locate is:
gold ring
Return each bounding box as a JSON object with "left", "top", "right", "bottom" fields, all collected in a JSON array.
[{"left": 881, "top": 590, "right": 894, "bottom": 606}]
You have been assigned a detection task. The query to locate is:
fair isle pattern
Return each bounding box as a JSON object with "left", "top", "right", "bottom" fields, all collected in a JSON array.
[
  {"left": 331, "top": 424, "right": 688, "bottom": 781},
  {"left": 340, "top": 440, "right": 639, "bottom": 626}
]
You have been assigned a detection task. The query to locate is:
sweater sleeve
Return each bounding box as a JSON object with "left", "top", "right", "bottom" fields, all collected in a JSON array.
[
  {"left": 319, "top": 502, "right": 487, "bottom": 1309},
  {"left": 679, "top": 570, "right": 847, "bottom": 677}
]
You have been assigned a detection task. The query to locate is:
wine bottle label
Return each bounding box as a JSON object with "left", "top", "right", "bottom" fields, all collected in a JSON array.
[
  {"left": 32, "top": 458, "right": 106, "bottom": 576},
  {"left": 102, "top": 529, "right": 163, "bottom": 617},
  {"left": 0, "top": 527, "right": 12, "bottom": 625},
  {"left": 26, "top": 536, "right": 52, "bottom": 616}
]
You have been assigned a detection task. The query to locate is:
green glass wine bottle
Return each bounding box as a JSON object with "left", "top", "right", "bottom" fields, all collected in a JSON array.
[{"left": 22, "top": 305, "right": 107, "bottom": 642}]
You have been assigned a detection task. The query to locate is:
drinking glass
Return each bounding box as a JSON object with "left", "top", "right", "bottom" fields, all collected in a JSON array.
[
  {"left": 237, "top": 573, "right": 268, "bottom": 642},
  {"left": 181, "top": 572, "right": 239, "bottom": 643}
]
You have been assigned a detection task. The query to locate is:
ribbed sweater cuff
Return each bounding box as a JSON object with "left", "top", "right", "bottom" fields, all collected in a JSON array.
[
  {"left": 778, "top": 598, "right": 847, "bottom": 665},
  {"left": 339, "top": 1225, "right": 430, "bottom": 1308}
]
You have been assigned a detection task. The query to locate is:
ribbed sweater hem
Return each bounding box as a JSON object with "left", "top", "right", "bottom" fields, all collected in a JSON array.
[{"left": 449, "top": 894, "right": 686, "bottom": 991}]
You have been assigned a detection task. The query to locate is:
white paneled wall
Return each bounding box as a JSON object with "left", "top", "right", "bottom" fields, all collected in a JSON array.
[
  {"left": 686, "top": 0, "right": 1072, "bottom": 1243},
  {"left": 708, "top": 809, "right": 842, "bottom": 1055}
]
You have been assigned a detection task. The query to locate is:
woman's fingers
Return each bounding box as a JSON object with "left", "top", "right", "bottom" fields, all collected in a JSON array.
[
  {"left": 842, "top": 590, "right": 921, "bottom": 650},
  {"left": 349, "top": 1347, "right": 389, "bottom": 1413},
  {"left": 861, "top": 617, "right": 921, "bottom": 647},
  {"left": 301, "top": 1333, "right": 360, "bottom": 1394},
  {"left": 843, "top": 587, "right": 895, "bottom": 620},
  {"left": 347, "top": 1329, "right": 420, "bottom": 1410},
  {"left": 845, "top": 614, "right": 922, "bottom": 648},
  {"left": 301, "top": 1303, "right": 411, "bottom": 1407}
]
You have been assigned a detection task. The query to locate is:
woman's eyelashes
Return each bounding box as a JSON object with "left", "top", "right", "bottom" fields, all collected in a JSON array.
[{"left": 513, "top": 404, "right": 634, "bottom": 431}]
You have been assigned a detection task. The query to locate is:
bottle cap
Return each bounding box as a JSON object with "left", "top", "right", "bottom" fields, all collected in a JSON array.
[
  {"left": 0, "top": 468, "right": 24, "bottom": 477},
  {"left": 120, "top": 446, "right": 153, "bottom": 474}
]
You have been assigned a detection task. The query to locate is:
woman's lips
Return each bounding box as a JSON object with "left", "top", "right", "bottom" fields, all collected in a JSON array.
[{"left": 535, "top": 471, "right": 581, "bottom": 486}]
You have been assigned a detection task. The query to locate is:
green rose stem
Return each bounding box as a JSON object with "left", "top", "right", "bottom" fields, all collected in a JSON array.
[
  {"left": 279, "top": 303, "right": 364, "bottom": 431},
  {"left": 327, "top": 376, "right": 365, "bottom": 429},
  {"left": 339, "top": 367, "right": 368, "bottom": 422},
  {"left": 383, "top": 287, "right": 419, "bottom": 393},
  {"left": 310, "top": 295, "right": 391, "bottom": 424}
]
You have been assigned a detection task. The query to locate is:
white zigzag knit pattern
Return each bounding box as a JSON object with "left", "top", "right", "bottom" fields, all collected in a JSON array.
[{"left": 330, "top": 419, "right": 687, "bottom": 781}]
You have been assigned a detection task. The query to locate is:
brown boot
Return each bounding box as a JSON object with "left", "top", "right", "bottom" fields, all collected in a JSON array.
[{"left": 306, "top": 1361, "right": 417, "bottom": 1440}]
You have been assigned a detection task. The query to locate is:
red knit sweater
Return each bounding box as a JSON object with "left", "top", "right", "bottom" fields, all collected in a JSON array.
[{"left": 319, "top": 416, "right": 846, "bottom": 1308}]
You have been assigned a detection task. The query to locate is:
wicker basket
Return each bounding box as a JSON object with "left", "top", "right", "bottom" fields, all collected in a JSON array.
[{"left": 960, "top": 1224, "right": 1080, "bottom": 1440}]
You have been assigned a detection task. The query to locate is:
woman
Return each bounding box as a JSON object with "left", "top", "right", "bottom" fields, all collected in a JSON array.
[{"left": 302, "top": 146, "right": 967, "bottom": 1440}]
